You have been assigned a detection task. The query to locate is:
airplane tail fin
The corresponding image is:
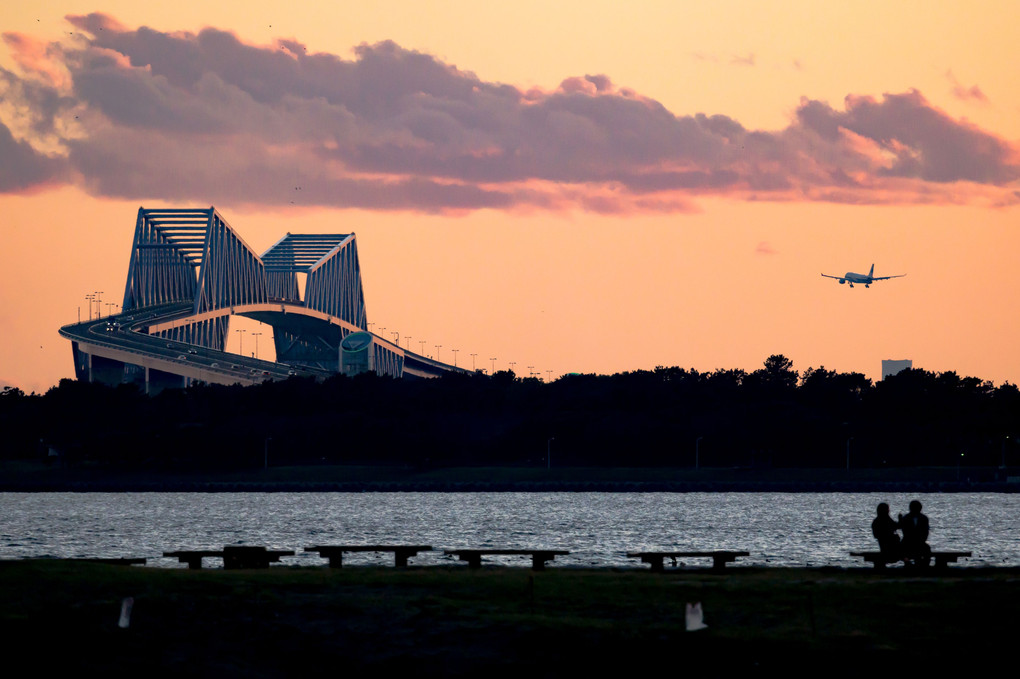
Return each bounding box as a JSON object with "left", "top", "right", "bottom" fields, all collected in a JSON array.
[{"left": 868, "top": 263, "right": 874, "bottom": 278}]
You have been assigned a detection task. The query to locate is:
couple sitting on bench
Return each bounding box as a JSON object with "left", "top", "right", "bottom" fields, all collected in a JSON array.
[{"left": 872, "top": 500, "right": 932, "bottom": 567}]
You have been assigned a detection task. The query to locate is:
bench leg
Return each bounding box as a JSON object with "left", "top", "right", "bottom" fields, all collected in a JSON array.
[
  {"left": 394, "top": 551, "right": 411, "bottom": 568},
  {"left": 327, "top": 554, "right": 343, "bottom": 568},
  {"left": 465, "top": 554, "right": 482, "bottom": 569},
  {"left": 532, "top": 554, "right": 549, "bottom": 571},
  {"left": 185, "top": 557, "right": 204, "bottom": 570},
  {"left": 711, "top": 556, "right": 729, "bottom": 571},
  {"left": 643, "top": 556, "right": 665, "bottom": 572}
]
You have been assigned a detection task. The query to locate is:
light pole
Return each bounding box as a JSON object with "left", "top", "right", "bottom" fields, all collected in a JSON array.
[
  {"left": 527, "top": 366, "right": 534, "bottom": 378},
  {"left": 696, "top": 436, "right": 703, "bottom": 469},
  {"left": 236, "top": 329, "right": 246, "bottom": 356},
  {"left": 252, "top": 332, "right": 262, "bottom": 359},
  {"left": 452, "top": 349, "right": 459, "bottom": 367},
  {"left": 405, "top": 336, "right": 412, "bottom": 350},
  {"left": 490, "top": 357, "right": 497, "bottom": 374},
  {"left": 509, "top": 361, "right": 516, "bottom": 374},
  {"left": 470, "top": 353, "right": 477, "bottom": 370},
  {"left": 547, "top": 437, "right": 555, "bottom": 469},
  {"left": 392, "top": 330, "right": 399, "bottom": 346},
  {"left": 846, "top": 436, "right": 854, "bottom": 471},
  {"left": 94, "top": 291, "right": 103, "bottom": 318},
  {"left": 546, "top": 370, "right": 552, "bottom": 382},
  {"left": 85, "top": 293, "right": 94, "bottom": 320},
  {"left": 420, "top": 340, "right": 427, "bottom": 355},
  {"left": 435, "top": 344, "right": 442, "bottom": 361}
]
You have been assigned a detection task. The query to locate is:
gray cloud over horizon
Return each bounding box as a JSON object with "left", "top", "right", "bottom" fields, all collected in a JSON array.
[{"left": 1, "top": 12, "right": 1017, "bottom": 214}]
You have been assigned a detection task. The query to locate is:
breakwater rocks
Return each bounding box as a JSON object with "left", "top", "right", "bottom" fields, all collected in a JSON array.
[{"left": 2, "top": 479, "right": 1017, "bottom": 492}]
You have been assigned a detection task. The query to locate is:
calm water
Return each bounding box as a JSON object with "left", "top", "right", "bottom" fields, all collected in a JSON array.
[{"left": 1, "top": 492, "right": 1016, "bottom": 568}]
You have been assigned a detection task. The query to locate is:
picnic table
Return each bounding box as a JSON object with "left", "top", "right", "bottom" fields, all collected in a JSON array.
[
  {"left": 626, "top": 550, "right": 750, "bottom": 572},
  {"left": 163, "top": 546, "right": 295, "bottom": 570},
  {"left": 849, "top": 550, "right": 971, "bottom": 570},
  {"left": 305, "top": 545, "right": 432, "bottom": 568},
  {"left": 444, "top": 549, "right": 569, "bottom": 571}
]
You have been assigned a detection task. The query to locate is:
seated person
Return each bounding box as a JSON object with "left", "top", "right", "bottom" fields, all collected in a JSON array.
[
  {"left": 898, "top": 500, "right": 932, "bottom": 566},
  {"left": 871, "top": 502, "right": 901, "bottom": 562}
]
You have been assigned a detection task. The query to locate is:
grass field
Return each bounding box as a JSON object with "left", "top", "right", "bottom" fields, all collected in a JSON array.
[{"left": 1, "top": 561, "right": 1017, "bottom": 674}]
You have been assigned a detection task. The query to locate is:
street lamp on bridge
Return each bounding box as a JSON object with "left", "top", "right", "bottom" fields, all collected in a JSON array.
[
  {"left": 236, "top": 328, "right": 246, "bottom": 356},
  {"left": 470, "top": 353, "right": 477, "bottom": 370},
  {"left": 489, "top": 357, "right": 497, "bottom": 374},
  {"left": 252, "top": 332, "right": 262, "bottom": 359},
  {"left": 452, "top": 349, "right": 458, "bottom": 367}
]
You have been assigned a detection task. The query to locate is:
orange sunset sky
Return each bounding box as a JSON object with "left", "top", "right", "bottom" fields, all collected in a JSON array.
[{"left": 2, "top": 1, "right": 1019, "bottom": 393}]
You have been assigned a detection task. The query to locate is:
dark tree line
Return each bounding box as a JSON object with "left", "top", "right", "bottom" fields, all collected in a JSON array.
[{"left": 2, "top": 355, "right": 1018, "bottom": 470}]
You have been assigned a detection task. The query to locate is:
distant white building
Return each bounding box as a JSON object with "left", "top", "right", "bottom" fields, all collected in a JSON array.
[{"left": 882, "top": 359, "right": 913, "bottom": 379}]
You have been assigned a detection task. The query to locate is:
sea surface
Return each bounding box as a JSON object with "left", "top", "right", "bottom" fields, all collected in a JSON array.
[{"left": 1, "top": 492, "right": 1016, "bottom": 568}]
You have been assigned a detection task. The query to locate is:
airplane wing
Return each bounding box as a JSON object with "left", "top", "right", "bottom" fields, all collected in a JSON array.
[
  {"left": 871, "top": 274, "right": 906, "bottom": 280},
  {"left": 820, "top": 273, "right": 842, "bottom": 279}
]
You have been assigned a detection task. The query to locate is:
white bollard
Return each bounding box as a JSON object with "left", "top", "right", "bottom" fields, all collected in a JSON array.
[
  {"left": 685, "top": 602, "right": 707, "bottom": 631},
  {"left": 118, "top": 597, "right": 134, "bottom": 629}
]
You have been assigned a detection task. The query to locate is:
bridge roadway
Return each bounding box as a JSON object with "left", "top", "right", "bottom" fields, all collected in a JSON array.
[{"left": 59, "top": 301, "right": 460, "bottom": 391}]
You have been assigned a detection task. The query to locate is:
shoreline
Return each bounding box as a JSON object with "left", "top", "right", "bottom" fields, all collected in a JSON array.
[
  {"left": 3, "top": 462, "right": 1016, "bottom": 492},
  {"left": 3, "top": 479, "right": 1017, "bottom": 492}
]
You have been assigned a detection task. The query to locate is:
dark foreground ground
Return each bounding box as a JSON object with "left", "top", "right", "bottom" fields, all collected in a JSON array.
[{"left": 2, "top": 561, "right": 1017, "bottom": 675}]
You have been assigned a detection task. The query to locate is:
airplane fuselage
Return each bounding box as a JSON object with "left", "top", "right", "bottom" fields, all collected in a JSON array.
[{"left": 840, "top": 272, "right": 872, "bottom": 287}]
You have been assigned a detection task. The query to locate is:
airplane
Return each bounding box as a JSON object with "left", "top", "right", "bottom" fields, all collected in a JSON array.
[{"left": 821, "top": 264, "right": 905, "bottom": 288}]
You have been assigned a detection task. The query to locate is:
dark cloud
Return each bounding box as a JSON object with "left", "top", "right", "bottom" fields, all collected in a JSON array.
[
  {"left": 0, "top": 13, "right": 1016, "bottom": 213},
  {"left": 0, "top": 119, "right": 66, "bottom": 192},
  {"left": 795, "top": 91, "right": 1016, "bottom": 184}
]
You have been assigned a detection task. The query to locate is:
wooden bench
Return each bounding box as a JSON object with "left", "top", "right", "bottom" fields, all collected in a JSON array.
[
  {"left": 444, "top": 549, "right": 569, "bottom": 571},
  {"left": 164, "top": 546, "right": 295, "bottom": 570},
  {"left": 164, "top": 549, "right": 224, "bottom": 570},
  {"left": 305, "top": 545, "right": 432, "bottom": 568},
  {"left": 850, "top": 551, "right": 972, "bottom": 570},
  {"left": 626, "top": 550, "right": 750, "bottom": 572}
]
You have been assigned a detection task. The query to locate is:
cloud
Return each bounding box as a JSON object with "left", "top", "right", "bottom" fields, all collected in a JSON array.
[
  {"left": 0, "top": 118, "right": 67, "bottom": 192},
  {"left": 946, "top": 70, "right": 988, "bottom": 103},
  {"left": 0, "top": 13, "right": 1016, "bottom": 214},
  {"left": 755, "top": 241, "right": 777, "bottom": 255}
]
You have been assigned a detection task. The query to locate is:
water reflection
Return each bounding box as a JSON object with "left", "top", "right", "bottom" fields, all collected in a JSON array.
[{"left": 1, "top": 492, "right": 1016, "bottom": 568}]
